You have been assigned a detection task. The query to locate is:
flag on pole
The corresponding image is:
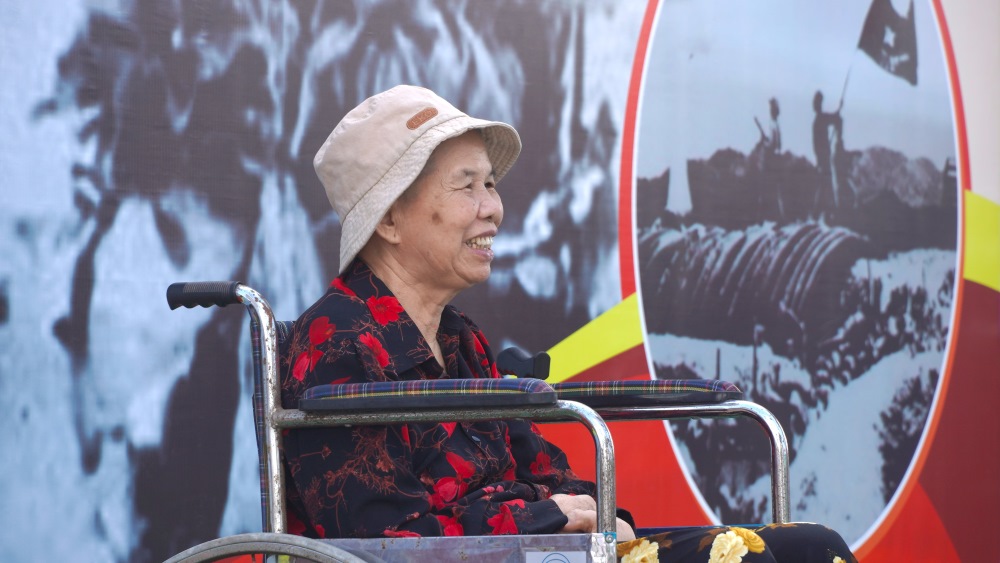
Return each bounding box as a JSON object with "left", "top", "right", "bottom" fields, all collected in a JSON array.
[{"left": 857, "top": 0, "right": 918, "bottom": 85}]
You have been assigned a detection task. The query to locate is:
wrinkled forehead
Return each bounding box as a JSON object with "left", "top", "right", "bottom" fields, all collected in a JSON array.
[
  {"left": 397, "top": 131, "right": 493, "bottom": 206},
  {"left": 421, "top": 131, "right": 493, "bottom": 181}
]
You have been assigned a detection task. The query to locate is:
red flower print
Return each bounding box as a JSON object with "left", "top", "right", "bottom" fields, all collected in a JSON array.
[
  {"left": 505, "top": 499, "right": 526, "bottom": 509},
  {"left": 400, "top": 424, "right": 411, "bottom": 448},
  {"left": 487, "top": 504, "right": 518, "bottom": 535},
  {"left": 473, "top": 336, "right": 486, "bottom": 355},
  {"left": 330, "top": 277, "right": 356, "bottom": 297},
  {"left": 308, "top": 316, "right": 335, "bottom": 346},
  {"left": 436, "top": 515, "right": 464, "bottom": 536},
  {"left": 502, "top": 466, "right": 516, "bottom": 481},
  {"left": 428, "top": 492, "right": 445, "bottom": 511},
  {"left": 446, "top": 451, "right": 475, "bottom": 479},
  {"left": 291, "top": 317, "right": 334, "bottom": 381},
  {"left": 359, "top": 333, "right": 390, "bottom": 368},
  {"left": 314, "top": 524, "right": 326, "bottom": 538},
  {"left": 292, "top": 349, "right": 323, "bottom": 381},
  {"left": 383, "top": 528, "right": 421, "bottom": 538},
  {"left": 440, "top": 422, "right": 457, "bottom": 437},
  {"left": 490, "top": 363, "right": 500, "bottom": 378},
  {"left": 432, "top": 476, "right": 467, "bottom": 505},
  {"left": 530, "top": 452, "right": 552, "bottom": 475},
  {"left": 287, "top": 509, "right": 307, "bottom": 536},
  {"left": 367, "top": 295, "right": 404, "bottom": 325},
  {"left": 475, "top": 331, "right": 490, "bottom": 346}
]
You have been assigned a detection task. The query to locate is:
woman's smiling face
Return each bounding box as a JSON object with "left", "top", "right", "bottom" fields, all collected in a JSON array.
[{"left": 389, "top": 130, "right": 504, "bottom": 294}]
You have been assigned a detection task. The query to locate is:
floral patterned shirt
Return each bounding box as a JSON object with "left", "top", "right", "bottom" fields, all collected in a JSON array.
[{"left": 280, "top": 259, "right": 597, "bottom": 539}]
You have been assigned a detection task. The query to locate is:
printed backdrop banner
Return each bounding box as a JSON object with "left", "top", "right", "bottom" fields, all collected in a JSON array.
[{"left": 0, "top": 0, "right": 996, "bottom": 561}]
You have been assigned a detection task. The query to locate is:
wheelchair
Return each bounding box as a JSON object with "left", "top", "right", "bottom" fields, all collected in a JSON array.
[{"left": 164, "top": 282, "right": 790, "bottom": 562}]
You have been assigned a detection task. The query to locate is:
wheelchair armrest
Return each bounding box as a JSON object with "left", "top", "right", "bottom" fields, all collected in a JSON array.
[
  {"left": 298, "top": 378, "right": 558, "bottom": 412},
  {"left": 552, "top": 379, "right": 743, "bottom": 408},
  {"left": 496, "top": 347, "right": 550, "bottom": 380}
]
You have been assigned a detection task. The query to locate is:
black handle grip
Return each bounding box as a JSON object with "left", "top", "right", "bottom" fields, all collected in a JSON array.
[
  {"left": 166, "top": 281, "right": 243, "bottom": 310},
  {"left": 496, "top": 347, "right": 551, "bottom": 380}
]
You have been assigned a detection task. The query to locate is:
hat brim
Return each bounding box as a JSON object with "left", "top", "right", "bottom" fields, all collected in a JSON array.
[{"left": 338, "top": 115, "right": 521, "bottom": 274}]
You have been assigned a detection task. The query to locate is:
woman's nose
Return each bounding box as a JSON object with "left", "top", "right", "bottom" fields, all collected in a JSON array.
[{"left": 479, "top": 187, "right": 503, "bottom": 226}]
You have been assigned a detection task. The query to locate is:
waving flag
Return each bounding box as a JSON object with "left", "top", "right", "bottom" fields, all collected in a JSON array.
[{"left": 858, "top": 0, "right": 918, "bottom": 85}]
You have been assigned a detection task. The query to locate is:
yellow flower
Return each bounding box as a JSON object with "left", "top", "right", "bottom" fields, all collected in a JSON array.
[
  {"left": 708, "top": 531, "right": 748, "bottom": 563},
  {"left": 620, "top": 539, "right": 659, "bottom": 563},
  {"left": 729, "top": 527, "right": 766, "bottom": 554},
  {"left": 833, "top": 558, "right": 845, "bottom": 563},
  {"left": 617, "top": 538, "right": 643, "bottom": 559}
]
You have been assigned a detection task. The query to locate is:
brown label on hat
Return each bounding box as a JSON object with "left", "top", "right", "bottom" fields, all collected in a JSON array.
[{"left": 406, "top": 107, "right": 438, "bottom": 129}]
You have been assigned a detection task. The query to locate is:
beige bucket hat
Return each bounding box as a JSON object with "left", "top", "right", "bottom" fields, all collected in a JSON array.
[{"left": 313, "top": 85, "right": 522, "bottom": 274}]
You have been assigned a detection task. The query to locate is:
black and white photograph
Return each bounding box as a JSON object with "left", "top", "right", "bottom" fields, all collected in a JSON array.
[{"left": 635, "top": 0, "right": 957, "bottom": 543}]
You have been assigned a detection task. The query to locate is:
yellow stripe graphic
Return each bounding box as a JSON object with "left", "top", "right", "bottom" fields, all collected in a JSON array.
[
  {"left": 964, "top": 191, "right": 1000, "bottom": 292},
  {"left": 546, "top": 293, "right": 644, "bottom": 383}
]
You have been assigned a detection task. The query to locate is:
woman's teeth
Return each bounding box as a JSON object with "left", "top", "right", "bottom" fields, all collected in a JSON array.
[{"left": 466, "top": 236, "right": 493, "bottom": 250}]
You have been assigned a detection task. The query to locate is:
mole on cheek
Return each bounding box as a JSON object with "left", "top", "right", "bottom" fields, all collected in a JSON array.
[{"left": 431, "top": 211, "right": 442, "bottom": 224}]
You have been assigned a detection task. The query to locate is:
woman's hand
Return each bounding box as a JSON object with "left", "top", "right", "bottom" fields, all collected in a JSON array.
[
  {"left": 552, "top": 494, "right": 597, "bottom": 534},
  {"left": 559, "top": 508, "right": 598, "bottom": 533},
  {"left": 550, "top": 493, "right": 596, "bottom": 516},
  {"left": 616, "top": 517, "right": 636, "bottom": 541},
  {"left": 551, "top": 494, "right": 636, "bottom": 540}
]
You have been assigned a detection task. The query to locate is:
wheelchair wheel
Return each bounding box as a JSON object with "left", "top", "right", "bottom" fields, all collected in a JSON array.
[{"left": 163, "top": 532, "right": 375, "bottom": 563}]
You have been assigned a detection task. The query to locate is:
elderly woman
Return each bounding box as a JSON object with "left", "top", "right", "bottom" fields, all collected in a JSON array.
[{"left": 281, "top": 85, "right": 856, "bottom": 563}]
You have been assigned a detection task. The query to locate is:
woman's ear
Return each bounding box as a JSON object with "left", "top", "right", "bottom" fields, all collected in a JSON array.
[{"left": 372, "top": 203, "right": 404, "bottom": 245}]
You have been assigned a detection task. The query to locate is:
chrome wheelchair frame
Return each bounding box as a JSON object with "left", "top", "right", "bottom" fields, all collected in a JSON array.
[{"left": 164, "top": 282, "right": 790, "bottom": 562}]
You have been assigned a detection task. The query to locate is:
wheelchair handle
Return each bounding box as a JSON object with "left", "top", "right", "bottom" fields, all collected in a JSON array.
[
  {"left": 497, "top": 347, "right": 551, "bottom": 380},
  {"left": 167, "top": 281, "right": 243, "bottom": 310}
]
